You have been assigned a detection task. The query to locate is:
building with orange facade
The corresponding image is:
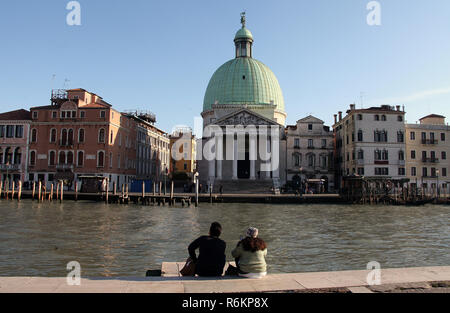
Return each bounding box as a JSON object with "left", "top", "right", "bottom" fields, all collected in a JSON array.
[
  {"left": 28, "top": 89, "right": 137, "bottom": 190},
  {"left": 0, "top": 109, "right": 32, "bottom": 185}
]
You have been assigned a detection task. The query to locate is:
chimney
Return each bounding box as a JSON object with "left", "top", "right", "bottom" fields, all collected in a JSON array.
[
  {"left": 334, "top": 114, "right": 338, "bottom": 124},
  {"left": 338, "top": 111, "right": 342, "bottom": 121},
  {"left": 396, "top": 105, "right": 401, "bottom": 111},
  {"left": 350, "top": 104, "right": 355, "bottom": 111}
]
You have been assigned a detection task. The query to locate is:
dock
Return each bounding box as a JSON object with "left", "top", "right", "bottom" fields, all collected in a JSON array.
[{"left": 0, "top": 266, "right": 448, "bottom": 293}]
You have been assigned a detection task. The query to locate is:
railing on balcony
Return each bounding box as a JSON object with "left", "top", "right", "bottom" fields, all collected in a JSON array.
[
  {"left": 0, "top": 164, "right": 20, "bottom": 171},
  {"left": 422, "top": 158, "right": 439, "bottom": 163},
  {"left": 56, "top": 164, "right": 74, "bottom": 170},
  {"left": 421, "top": 139, "right": 438, "bottom": 145}
]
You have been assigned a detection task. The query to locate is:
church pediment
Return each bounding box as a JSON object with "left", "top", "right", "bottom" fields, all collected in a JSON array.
[{"left": 215, "top": 109, "right": 279, "bottom": 126}]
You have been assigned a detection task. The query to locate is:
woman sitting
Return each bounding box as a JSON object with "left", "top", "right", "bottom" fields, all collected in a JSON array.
[{"left": 231, "top": 227, "right": 267, "bottom": 279}]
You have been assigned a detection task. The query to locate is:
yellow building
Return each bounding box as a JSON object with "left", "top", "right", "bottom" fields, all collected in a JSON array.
[
  {"left": 405, "top": 114, "right": 450, "bottom": 195},
  {"left": 169, "top": 129, "right": 196, "bottom": 178}
]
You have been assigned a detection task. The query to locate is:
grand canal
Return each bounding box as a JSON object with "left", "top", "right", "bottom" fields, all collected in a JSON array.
[{"left": 0, "top": 200, "right": 448, "bottom": 277}]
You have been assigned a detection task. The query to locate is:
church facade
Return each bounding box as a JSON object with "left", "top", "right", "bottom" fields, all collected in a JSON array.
[{"left": 197, "top": 14, "right": 287, "bottom": 192}]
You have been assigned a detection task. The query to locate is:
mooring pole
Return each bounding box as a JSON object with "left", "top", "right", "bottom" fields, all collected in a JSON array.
[
  {"left": 38, "top": 181, "right": 42, "bottom": 203},
  {"left": 106, "top": 178, "right": 109, "bottom": 204},
  {"left": 75, "top": 181, "right": 78, "bottom": 202},
  {"left": 60, "top": 181, "right": 63, "bottom": 203},
  {"left": 18, "top": 181, "right": 22, "bottom": 202},
  {"left": 11, "top": 181, "right": 15, "bottom": 200}
]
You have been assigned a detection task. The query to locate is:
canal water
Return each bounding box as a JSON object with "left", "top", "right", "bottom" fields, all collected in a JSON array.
[{"left": 0, "top": 200, "right": 448, "bottom": 277}]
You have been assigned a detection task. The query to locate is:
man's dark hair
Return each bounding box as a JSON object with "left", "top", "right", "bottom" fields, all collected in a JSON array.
[{"left": 209, "top": 222, "right": 222, "bottom": 237}]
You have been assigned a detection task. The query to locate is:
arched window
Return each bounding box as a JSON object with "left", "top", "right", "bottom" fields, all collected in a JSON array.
[
  {"left": 30, "top": 151, "right": 36, "bottom": 165},
  {"left": 292, "top": 153, "right": 301, "bottom": 167},
  {"left": 50, "top": 129, "right": 57, "bottom": 143},
  {"left": 374, "top": 115, "right": 380, "bottom": 121},
  {"left": 67, "top": 151, "right": 74, "bottom": 164},
  {"left": 14, "top": 148, "right": 21, "bottom": 164},
  {"left": 98, "top": 129, "right": 105, "bottom": 143},
  {"left": 97, "top": 151, "right": 105, "bottom": 167},
  {"left": 78, "top": 129, "right": 85, "bottom": 143},
  {"left": 31, "top": 129, "right": 37, "bottom": 143},
  {"left": 382, "top": 149, "right": 389, "bottom": 160},
  {"left": 68, "top": 129, "right": 74, "bottom": 145},
  {"left": 49, "top": 151, "right": 56, "bottom": 166},
  {"left": 307, "top": 153, "right": 315, "bottom": 167},
  {"left": 77, "top": 151, "right": 84, "bottom": 167},
  {"left": 374, "top": 149, "right": 381, "bottom": 161},
  {"left": 61, "top": 129, "right": 67, "bottom": 146},
  {"left": 381, "top": 115, "right": 387, "bottom": 121},
  {"left": 59, "top": 151, "right": 66, "bottom": 164},
  {"left": 4, "top": 147, "right": 12, "bottom": 164}
]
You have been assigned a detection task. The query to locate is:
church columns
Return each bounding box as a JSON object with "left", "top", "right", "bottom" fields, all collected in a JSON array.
[
  {"left": 250, "top": 135, "right": 256, "bottom": 180},
  {"left": 208, "top": 137, "right": 216, "bottom": 181},
  {"left": 216, "top": 135, "right": 223, "bottom": 180},
  {"left": 271, "top": 136, "right": 279, "bottom": 179},
  {"left": 265, "top": 137, "right": 271, "bottom": 179},
  {"left": 232, "top": 139, "right": 238, "bottom": 180}
]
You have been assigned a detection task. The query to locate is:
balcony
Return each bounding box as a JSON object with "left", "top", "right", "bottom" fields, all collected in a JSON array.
[
  {"left": 293, "top": 146, "right": 301, "bottom": 150},
  {"left": 56, "top": 164, "right": 74, "bottom": 170},
  {"left": 59, "top": 140, "right": 74, "bottom": 147},
  {"left": 374, "top": 160, "right": 389, "bottom": 165},
  {"left": 422, "top": 158, "right": 439, "bottom": 163},
  {"left": 421, "top": 139, "right": 438, "bottom": 145},
  {"left": 0, "top": 164, "right": 20, "bottom": 171},
  {"left": 307, "top": 146, "right": 315, "bottom": 150}
]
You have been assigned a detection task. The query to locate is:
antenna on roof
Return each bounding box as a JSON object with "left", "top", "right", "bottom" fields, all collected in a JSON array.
[
  {"left": 63, "top": 78, "right": 70, "bottom": 88},
  {"left": 359, "top": 92, "right": 366, "bottom": 109}
]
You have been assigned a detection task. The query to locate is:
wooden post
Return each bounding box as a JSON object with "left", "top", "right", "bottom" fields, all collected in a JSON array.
[
  {"left": 38, "top": 181, "right": 42, "bottom": 203},
  {"left": 56, "top": 183, "right": 59, "bottom": 201},
  {"left": 121, "top": 184, "right": 125, "bottom": 200},
  {"left": 113, "top": 181, "right": 117, "bottom": 196},
  {"left": 50, "top": 184, "right": 53, "bottom": 201},
  {"left": 32, "top": 181, "right": 36, "bottom": 201},
  {"left": 75, "top": 181, "right": 78, "bottom": 202},
  {"left": 170, "top": 181, "right": 174, "bottom": 201},
  {"left": 5, "top": 180, "right": 8, "bottom": 200},
  {"left": 142, "top": 181, "right": 145, "bottom": 198},
  {"left": 159, "top": 182, "right": 162, "bottom": 196},
  {"left": 11, "top": 181, "right": 15, "bottom": 200},
  {"left": 153, "top": 182, "right": 156, "bottom": 196},
  {"left": 0, "top": 181, "right": 2, "bottom": 199},
  {"left": 195, "top": 178, "right": 199, "bottom": 207},
  {"left": 18, "top": 181, "right": 22, "bottom": 202},
  {"left": 209, "top": 184, "right": 213, "bottom": 203},
  {"left": 105, "top": 179, "right": 109, "bottom": 204},
  {"left": 60, "top": 181, "right": 63, "bottom": 203}
]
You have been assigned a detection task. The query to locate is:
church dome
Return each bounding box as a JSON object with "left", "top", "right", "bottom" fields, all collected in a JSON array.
[
  {"left": 203, "top": 57, "right": 285, "bottom": 112},
  {"left": 203, "top": 14, "right": 285, "bottom": 113}
]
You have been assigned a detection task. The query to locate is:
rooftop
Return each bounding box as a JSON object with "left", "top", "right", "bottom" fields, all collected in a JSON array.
[{"left": 0, "top": 109, "right": 31, "bottom": 121}]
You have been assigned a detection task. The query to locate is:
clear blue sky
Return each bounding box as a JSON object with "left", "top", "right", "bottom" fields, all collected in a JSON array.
[{"left": 1, "top": 0, "right": 450, "bottom": 133}]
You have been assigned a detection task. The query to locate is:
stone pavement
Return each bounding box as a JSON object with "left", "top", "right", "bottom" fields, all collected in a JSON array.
[{"left": 0, "top": 266, "right": 448, "bottom": 293}]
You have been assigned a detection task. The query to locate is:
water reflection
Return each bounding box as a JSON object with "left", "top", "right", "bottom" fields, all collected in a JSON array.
[{"left": 0, "top": 200, "right": 448, "bottom": 277}]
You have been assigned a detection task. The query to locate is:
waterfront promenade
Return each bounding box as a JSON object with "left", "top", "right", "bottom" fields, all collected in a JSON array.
[{"left": 0, "top": 266, "right": 448, "bottom": 293}]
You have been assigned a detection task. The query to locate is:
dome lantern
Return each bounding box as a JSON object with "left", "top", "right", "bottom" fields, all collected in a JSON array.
[{"left": 234, "top": 12, "right": 253, "bottom": 58}]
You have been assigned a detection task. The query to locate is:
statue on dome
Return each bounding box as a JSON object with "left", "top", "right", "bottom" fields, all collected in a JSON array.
[{"left": 240, "top": 12, "right": 246, "bottom": 28}]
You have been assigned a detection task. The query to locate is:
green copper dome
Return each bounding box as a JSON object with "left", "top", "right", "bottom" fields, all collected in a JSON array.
[
  {"left": 203, "top": 58, "right": 285, "bottom": 112},
  {"left": 234, "top": 27, "right": 253, "bottom": 41}
]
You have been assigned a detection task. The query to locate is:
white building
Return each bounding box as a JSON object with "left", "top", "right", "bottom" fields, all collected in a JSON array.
[{"left": 333, "top": 104, "right": 407, "bottom": 190}]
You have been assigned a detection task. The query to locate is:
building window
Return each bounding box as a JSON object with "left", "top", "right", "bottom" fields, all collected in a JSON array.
[
  {"left": 68, "top": 129, "right": 74, "bottom": 145},
  {"left": 59, "top": 151, "right": 66, "bottom": 164},
  {"left": 77, "top": 151, "right": 84, "bottom": 167},
  {"left": 294, "top": 138, "right": 300, "bottom": 148},
  {"left": 398, "top": 168, "right": 406, "bottom": 176},
  {"left": 411, "top": 167, "right": 416, "bottom": 176},
  {"left": 422, "top": 167, "right": 428, "bottom": 177},
  {"left": 442, "top": 151, "right": 447, "bottom": 160},
  {"left": 357, "top": 167, "right": 365, "bottom": 175},
  {"left": 381, "top": 115, "right": 387, "bottom": 121},
  {"left": 98, "top": 129, "right": 105, "bottom": 143},
  {"left": 97, "top": 151, "right": 105, "bottom": 167},
  {"left": 357, "top": 149, "right": 364, "bottom": 160},
  {"left": 78, "top": 129, "right": 85, "bottom": 143},
  {"left": 0, "top": 126, "right": 4, "bottom": 138},
  {"left": 321, "top": 139, "right": 327, "bottom": 148},
  {"left": 399, "top": 150, "right": 405, "bottom": 161},
  {"left": 61, "top": 129, "right": 67, "bottom": 146},
  {"left": 31, "top": 129, "right": 37, "bottom": 143},
  {"left": 308, "top": 139, "right": 313, "bottom": 148},
  {"left": 441, "top": 133, "right": 446, "bottom": 141},
  {"left": 410, "top": 132, "right": 415, "bottom": 140},
  {"left": 52, "top": 111, "right": 57, "bottom": 119},
  {"left": 67, "top": 151, "right": 74, "bottom": 164},
  {"left": 15, "top": 126, "right": 23, "bottom": 138},
  {"left": 32, "top": 111, "right": 38, "bottom": 119},
  {"left": 374, "top": 115, "right": 379, "bottom": 121},
  {"left": 397, "top": 131, "right": 404, "bottom": 143},
  {"left": 293, "top": 153, "right": 300, "bottom": 167},
  {"left": 50, "top": 129, "right": 57, "bottom": 143},
  {"left": 357, "top": 114, "right": 363, "bottom": 120},
  {"left": 109, "top": 152, "right": 113, "bottom": 168},
  {"left": 49, "top": 151, "right": 56, "bottom": 166},
  {"left": 357, "top": 130, "right": 363, "bottom": 142},
  {"left": 411, "top": 150, "right": 416, "bottom": 159},
  {"left": 100, "top": 111, "right": 106, "bottom": 118},
  {"left": 6, "top": 125, "right": 14, "bottom": 138},
  {"left": 375, "top": 168, "right": 389, "bottom": 175},
  {"left": 443, "top": 168, "right": 447, "bottom": 177},
  {"left": 308, "top": 124, "right": 313, "bottom": 131},
  {"left": 80, "top": 111, "right": 85, "bottom": 118},
  {"left": 110, "top": 131, "right": 114, "bottom": 144},
  {"left": 30, "top": 151, "right": 36, "bottom": 166}
]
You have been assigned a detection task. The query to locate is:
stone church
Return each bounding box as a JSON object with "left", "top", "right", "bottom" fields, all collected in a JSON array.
[{"left": 197, "top": 14, "right": 287, "bottom": 193}]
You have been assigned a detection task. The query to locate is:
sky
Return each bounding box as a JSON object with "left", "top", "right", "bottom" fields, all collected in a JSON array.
[{"left": 1, "top": 0, "right": 450, "bottom": 133}]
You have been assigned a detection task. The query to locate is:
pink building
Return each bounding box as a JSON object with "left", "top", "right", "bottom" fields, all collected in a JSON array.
[{"left": 0, "top": 109, "right": 32, "bottom": 184}]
